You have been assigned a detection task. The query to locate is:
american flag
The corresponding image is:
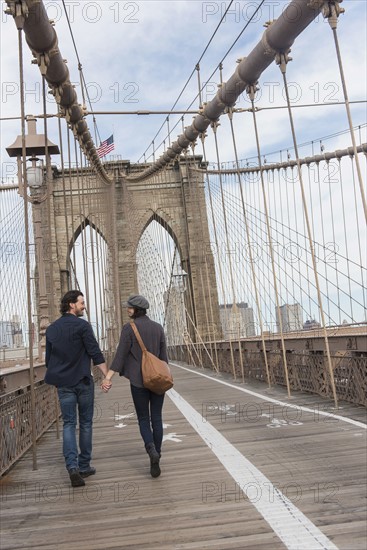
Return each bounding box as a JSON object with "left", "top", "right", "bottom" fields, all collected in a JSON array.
[{"left": 97, "top": 134, "right": 115, "bottom": 158}]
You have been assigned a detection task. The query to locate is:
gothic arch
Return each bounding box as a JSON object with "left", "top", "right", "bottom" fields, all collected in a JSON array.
[
  {"left": 138, "top": 210, "right": 184, "bottom": 264},
  {"left": 47, "top": 159, "right": 221, "bottom": 338},
  {"left": 68, "top": 216, "right": 107, "bottom": 259}
]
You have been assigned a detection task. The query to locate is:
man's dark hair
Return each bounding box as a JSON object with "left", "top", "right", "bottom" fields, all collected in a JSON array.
[
  {"left": 60, "top": 290, "right": 84, "bottom": 314},
  {"left": 131, "top": 308, "right": 146, "bottom": 319}
]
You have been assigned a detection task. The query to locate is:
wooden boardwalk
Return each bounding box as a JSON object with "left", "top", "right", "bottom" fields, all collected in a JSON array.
[{"left": 1, "top": 361, "right": 366, "bottom": 550}]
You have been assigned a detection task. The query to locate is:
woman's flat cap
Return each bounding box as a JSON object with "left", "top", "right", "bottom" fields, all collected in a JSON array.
[{"left": 123, "top": 294, "right": 149, "bottom": 310}]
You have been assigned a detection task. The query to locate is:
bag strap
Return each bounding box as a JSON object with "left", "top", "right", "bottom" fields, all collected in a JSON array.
[{"left": 130, "top": 321, "right": 147, "bottom": 352}]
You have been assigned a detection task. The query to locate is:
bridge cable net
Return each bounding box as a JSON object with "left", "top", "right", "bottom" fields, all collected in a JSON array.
[
  {"left": 4, "top": 0, "right": 112, "bottom": 184},
  {"left": 130, "top": 2, "right": 366, "bottom": 409},
  {"left": 0, "top": 0, "right": 124, "bottom": 472},
  {"left": 0, "top": 189, "right": 37, "bottom": 357},
  {"left": 141, "top": 158, "right": 365, "bottom": 407},
  {"left": 0, "top": 123, "right": 119, "bottom": 476},
  {"left": 136, "top": 0, "right": 254, "bottom": 165},
  {"left": 62, "top": 123, "right": 120, "bottom": 358},
  {"left": 1, "top": 1, "right": 119, "bottom": 360},
  {"left": 1, "top": 0, "right": 366, "bottom": 413},
  {"left": 57, "top": 0, "right": 121, "bottom": 351},
  {"left": 128, "top": 125, "right": 366, "bottom": 405}
]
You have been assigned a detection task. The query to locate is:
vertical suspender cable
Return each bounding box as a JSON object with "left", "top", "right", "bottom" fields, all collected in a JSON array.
[
  {"left": 326, "top": 3, "right": 367, "bottom": 223},
  {"left": 228, "top": 110, "right": 271, "bottom": 387},
  {"left": 58, "top": 111, "right": 70, "bottom": 288},
  {"left": 248, "top": 87, "right": 291, "bottom": 397},
  {"left": 41, "top": 75, "right": 60, "bottom": 439},
  {"left": 95, "top": 224, "right": 106, "bottom": 349},
  {"left": 278, "top": 54, "right": 338, "bottom": 408},
  {"left": 85, "top": 158, "right": 102, "bottom": 343},
  {"left": 184, "top": 155, "right": 219, "bottom": 372},
  {"left": 111, "top": 175, "right": 122, "bottom": 334},
  {"left": 349, "top": 156, "right": 366, "bottom": 312},
  {"left": 200, "top": 136, "right": 237, "bottom": 379},
  {"left": 86, "top": 187, "right": 100, "bottom": 342},
  {"left": 41, "top": 75, "right": 56, "bottom": 321},
  {"left": 66, "top": 127, "right": 77, "bottom": 276},
  {"left": 189, "top": 161, "right": 219, "bottom": 370},
  {"left": 74, "top": 141, "right": 91, "bottom": 318},
  {"left": 306, "top": 164, "right": 315, "bottom": 318},
  {"left": 17, "top": 26, "right": 38, "bottom": 470},
  {"left": 336, "top": 159, "right": 354, "bottom": 319},
  {"left": 325, "top": 160, "right": 341, "bottom": 323},
  {"left": 212, "top": 123, "right": 245, "bottom": 382}
]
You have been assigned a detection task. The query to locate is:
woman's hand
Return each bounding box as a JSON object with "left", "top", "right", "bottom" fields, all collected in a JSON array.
[
  {"left": 100, "top": 369, "right": 115, "bottom": 392},
  {"left": 101, "top": 378, "right": 112, "bottom": 392}
]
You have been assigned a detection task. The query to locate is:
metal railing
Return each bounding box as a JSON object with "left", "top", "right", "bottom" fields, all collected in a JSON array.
[
  {"left": 169, "top": 346, "right": 367, "bottom": 407},
  {"left": 0, "top": 381, "right": 57, "bottom": 476},
  {"left": 0, "top": 366, "right": 104, "bottom": 477}
]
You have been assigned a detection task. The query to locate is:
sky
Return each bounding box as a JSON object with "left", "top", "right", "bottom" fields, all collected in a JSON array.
[{"left": 1, "top": 0, "right": 366, "bottom": 180}]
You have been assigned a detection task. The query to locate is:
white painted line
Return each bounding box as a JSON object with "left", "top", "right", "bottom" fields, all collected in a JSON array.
[
  {"left": 170, "top": 362, "right": 367, "bottom": 430},
  {"left": 168, "top": 387, "right": 339, "bottom": 550}
]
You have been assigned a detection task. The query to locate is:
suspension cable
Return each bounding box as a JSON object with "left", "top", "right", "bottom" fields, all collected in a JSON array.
[
  {"left": 137, "top": 0, "right": 238, "bottom": 163},
  {"left": 277, "top": 51, "right": 338, "bottom": 408},
  {"left": 324, "top": 1, "right": 367, "bottom": 222},
  {"left": 247, "top": 85, "right": 291, "bottom": 397},
  {"left": 17, "top": 23, "right": 38, "bottom": 471},
  {"left": 61, "top": 0, "right": 102, "bottom": 147}
]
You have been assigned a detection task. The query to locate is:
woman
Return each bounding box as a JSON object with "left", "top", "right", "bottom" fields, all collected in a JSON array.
[{"left": 101, "top": 294, "right": 168, "bottom": 478}]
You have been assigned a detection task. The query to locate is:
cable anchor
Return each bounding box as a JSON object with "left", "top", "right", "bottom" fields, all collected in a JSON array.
[
  {"left": 4, "top": 0, "right": 28, "bottom": 29},
  {"left": 275, "top": 51, "right": 292, "bottom": 74},
  {"left": 246, "top": 83, "right": 259, "bottom": 103},
  {"left": 321, "top": 0, "right": 345, "bottom": 30},
  {"left": 32, "top": 53, "right": 50, "bottom": 76}
]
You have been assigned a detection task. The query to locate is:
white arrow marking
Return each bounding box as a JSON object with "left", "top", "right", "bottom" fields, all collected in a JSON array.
[{"left": 163, "top": 432, "right": 186, "bottom": 443}]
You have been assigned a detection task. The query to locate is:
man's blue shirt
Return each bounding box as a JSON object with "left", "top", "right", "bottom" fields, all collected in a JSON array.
[{"left": 45, "top": 313, "right": 105, "bottom": 387}]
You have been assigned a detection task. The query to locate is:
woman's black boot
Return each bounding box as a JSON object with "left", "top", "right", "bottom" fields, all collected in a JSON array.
[{"left": 145, "top": 442, "right": 161, "bottom": 478}]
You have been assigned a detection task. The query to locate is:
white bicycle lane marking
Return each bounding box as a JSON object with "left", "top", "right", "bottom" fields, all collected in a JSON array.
[
  {"left": 170, "top": 362, "right": 366, "bottom": 430},
  {"left": 168, "top": 387, "right": 338, "bottom": 550}
]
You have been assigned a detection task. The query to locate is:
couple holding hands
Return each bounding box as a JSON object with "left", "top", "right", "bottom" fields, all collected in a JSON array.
[{"left": 46, "top": 291, "right": 167, "bottom": 487}]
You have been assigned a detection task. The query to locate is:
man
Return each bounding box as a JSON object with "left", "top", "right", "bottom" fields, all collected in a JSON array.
[
  {"left": 101, "top": 295, "right": 168, "bottom": 478},
  {"left": 45, "top": 290, "right": 108, "bottom": 487}
]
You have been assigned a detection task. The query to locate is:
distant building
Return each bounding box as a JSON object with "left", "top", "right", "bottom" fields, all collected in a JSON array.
[
  {"left": 164, "top": 281, "right": 186, "bottom": 346},
  {"left": 303, "top": 318, "right": 321, "bottom": 330},
  {"left": 0, "top": 316, "right": 23, "bottom": 348},
  {"left": 276, "top": 303, "right": 303, "bottom": 332},
  {"left": 11, "top": 315, "right": 23, "bottom": 347},
  {"left": 0, "top": 322, "right": 12, "bottom": 348},
  {"left": 219, "top": 302, "right": 255, "bottom": 338}
]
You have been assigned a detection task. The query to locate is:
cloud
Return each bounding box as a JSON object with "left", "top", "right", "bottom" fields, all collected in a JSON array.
[{"left": 1, "top": 0, "right": 366, "bottom": 170}]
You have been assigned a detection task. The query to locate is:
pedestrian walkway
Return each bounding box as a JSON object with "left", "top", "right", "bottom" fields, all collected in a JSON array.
[{"left": 1, "top": 362, "right": 366, "bottom": 549}]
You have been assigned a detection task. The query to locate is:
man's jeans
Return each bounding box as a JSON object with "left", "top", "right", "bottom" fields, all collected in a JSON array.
[
  {"left": 57, "top": 379, "right": 94, "bottom": 471},
  {"left": 130, "top": 384, "right": 165, "bottom": 454}
]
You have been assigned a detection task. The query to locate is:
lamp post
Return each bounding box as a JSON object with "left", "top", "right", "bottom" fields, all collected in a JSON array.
[{"left": 25, "top": 156, "right": 49, "bottom": 361}]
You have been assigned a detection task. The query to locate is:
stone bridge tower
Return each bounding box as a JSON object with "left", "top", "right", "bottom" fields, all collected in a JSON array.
[{"left": 41, "top": 157, "right": 221, "bottom": 342}]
